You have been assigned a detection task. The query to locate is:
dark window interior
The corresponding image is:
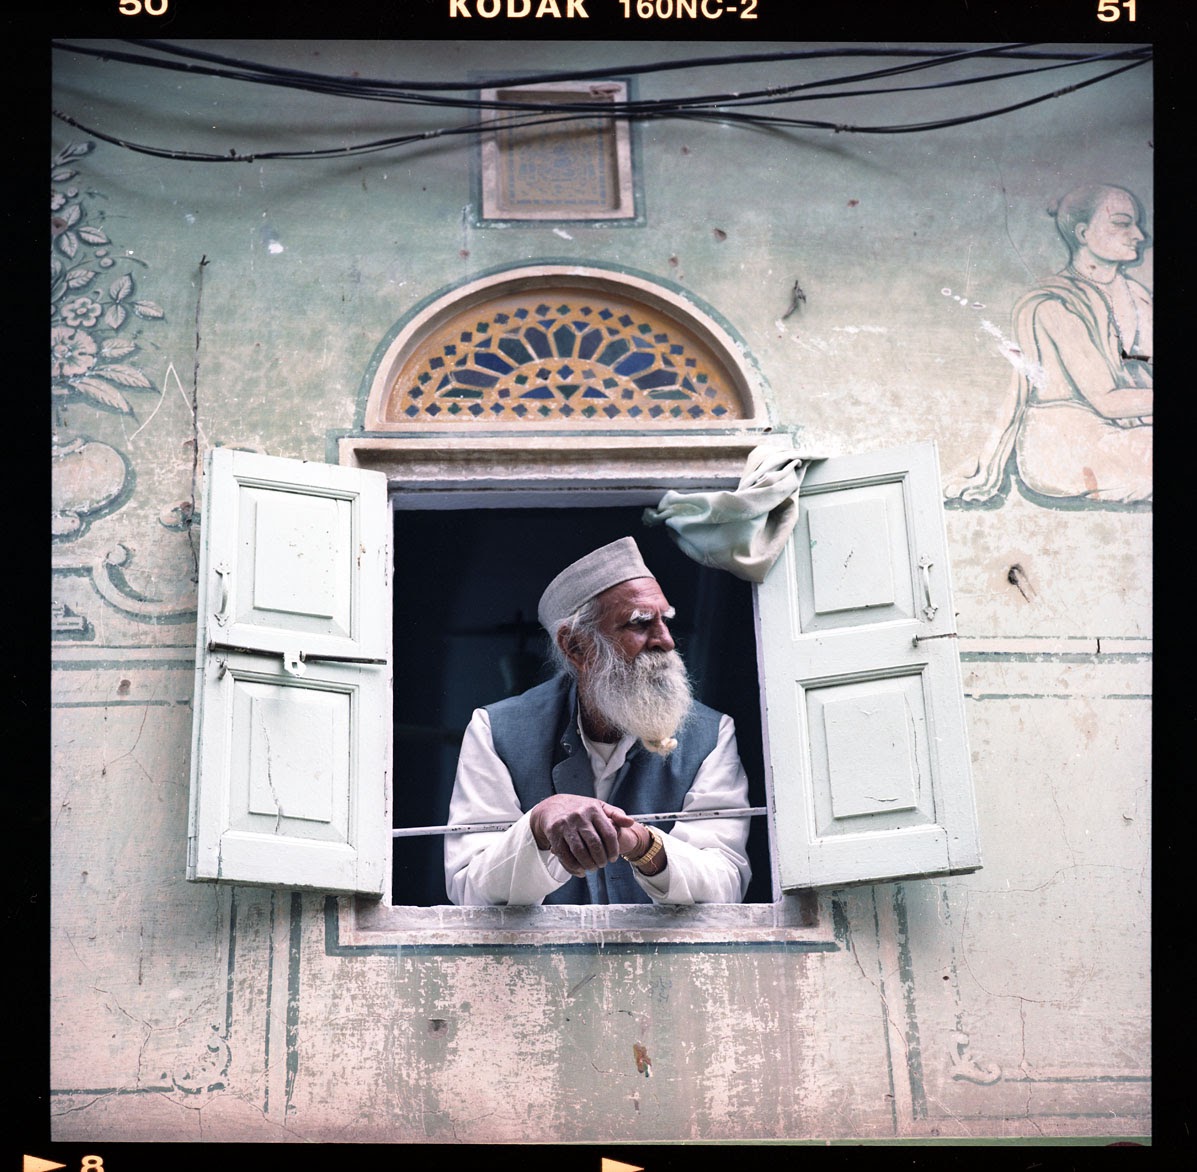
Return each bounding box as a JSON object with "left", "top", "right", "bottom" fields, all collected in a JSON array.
[{"left": 391, "top": 505, "right": 771, "bottom": 905}]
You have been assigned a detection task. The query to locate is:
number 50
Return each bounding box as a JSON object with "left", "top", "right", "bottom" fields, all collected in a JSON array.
[
  {"left": 119, "top": 0, "right": 170, "bottom": 14},
  {"left": 1097, "top": 0, "right": 1136, "bottom": 20}
]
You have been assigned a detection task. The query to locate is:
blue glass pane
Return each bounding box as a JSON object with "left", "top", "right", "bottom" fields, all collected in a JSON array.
[
  {"left": 525, "top": 327, "right": 552, "bottom": 359},
  {"left": 613, "top": 352, "right": 654, "bottom": 377},
  {"left": 498, "top": 337, "right": 534, "bottom": 365},
  {"left": 577, "top": 329, "right": 604, "bottom": 360},
  {"left": 553, "top": 326, "right": 576, "bottom": 357},
  {"left": 633, "top": 370, "right": 679, "bottom": 390},
  {"left": 475, "top": 351, "right": 515, "bottom": 375},
  {"left": 596, "top": 338, "right": 630, "bottom": 366},
  {"left": 454, "top": 369, "right": 499, "bottom": 388}
]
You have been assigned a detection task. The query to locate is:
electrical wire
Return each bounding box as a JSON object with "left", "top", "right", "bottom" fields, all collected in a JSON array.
[
  {"left": 660, "top": 55, "right": 1151, "bottom": 135},
  {"left": 52, "top": 39, "right": 1150, "bottom": 111},
  {"left": 84, "top": 38, "right": 1151, "bottom": 94},
  {"left": 55, "top": 39, "right": 1040, "bottom": 105},
  {"left": 451, "top": 45, "right": 1146, "bottom": 119},
  {"left": 51, "top": 40, "right": 1152, "bottom": 164},
  {"left": 50, "top": 106, "right": 596, "bottom": 163}
]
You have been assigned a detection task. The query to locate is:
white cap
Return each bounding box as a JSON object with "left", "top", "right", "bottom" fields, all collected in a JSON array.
[{"left": 537, "top": 537, "right": 653, "bottom": 632}]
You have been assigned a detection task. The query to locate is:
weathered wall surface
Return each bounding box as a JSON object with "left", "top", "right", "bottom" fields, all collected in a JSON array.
[{"left": 51, "top": 40, "right": 1151, "bottom": 1141}]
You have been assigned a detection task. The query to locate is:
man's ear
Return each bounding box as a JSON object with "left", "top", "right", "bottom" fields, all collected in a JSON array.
[{"left": 557, "top": 628, "right": 590, "bottom": 671}]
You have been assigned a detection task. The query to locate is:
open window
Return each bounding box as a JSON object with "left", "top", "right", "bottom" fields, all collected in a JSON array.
[
  {"left": 187, "top": 442, "right": 980, "bottom": 944},
  {"left": 388, "top": 502, "right": 771, "bottom": 907}
]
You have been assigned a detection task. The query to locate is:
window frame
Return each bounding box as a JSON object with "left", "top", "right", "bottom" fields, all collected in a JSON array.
[
  {"left": 372, "top": 479, "right": 820, "bottom": 945},
  {"left": 187, "top": 437, "right": 979, "bottom": 948}
]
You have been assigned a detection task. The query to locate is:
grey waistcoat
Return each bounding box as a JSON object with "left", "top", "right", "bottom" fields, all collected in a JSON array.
[{"left": 486, "top": 674, "right": 721, "bottom": 904}]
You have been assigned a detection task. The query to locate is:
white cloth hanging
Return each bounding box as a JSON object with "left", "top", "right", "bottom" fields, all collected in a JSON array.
[{"left": 642, "top": 444, "right": 817, "bottom": 583}]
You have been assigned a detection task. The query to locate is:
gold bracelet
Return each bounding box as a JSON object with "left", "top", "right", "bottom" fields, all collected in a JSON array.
[{"left": 623, "top": 826, "right": 665, "bottom": 871}]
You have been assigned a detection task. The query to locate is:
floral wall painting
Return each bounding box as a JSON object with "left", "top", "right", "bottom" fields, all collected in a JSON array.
[
  {"left": 944, "top": 183, "right": 1152, "bottom": 510},
  {"left": 51, "top": 139, "right": 193, "bottom": 635},
  {"left": 51, "top": 140, "right": 165, "bottom": 541}
]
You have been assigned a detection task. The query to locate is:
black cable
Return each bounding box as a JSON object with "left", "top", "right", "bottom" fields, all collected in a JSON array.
[
  {"left": 661, "top": 55, "right": 1151, "bottom": 136},
  {"left": 113, "top": 38, "right": 1055, "bottom": 92},
  {"left": 451, "top": 46, "right": 1149, "bottom": 118},
  {"left": 52, "top": 39, "right": 1149, "bottom": 113},
  {"left": 50, "top": 49, "right": 1151, "bottom": 165},
  {"left": 55, "top": 39, "right": 1018, "bottom": 109},
  {"left": 50, "top": 41, "right": 1152, "bottom": 164},
  {"left": 49, "top": 107, "right": 613, "bottom": 163}
]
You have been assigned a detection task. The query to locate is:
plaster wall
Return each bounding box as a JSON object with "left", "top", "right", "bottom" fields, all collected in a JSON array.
[{"left": 50, "top": 40, "right": 1151, "bottom": 1142}]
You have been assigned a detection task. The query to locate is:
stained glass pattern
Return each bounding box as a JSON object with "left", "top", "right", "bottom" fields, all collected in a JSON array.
[{"left": 384, "top": 293, "right": 745, "bottom": 424}]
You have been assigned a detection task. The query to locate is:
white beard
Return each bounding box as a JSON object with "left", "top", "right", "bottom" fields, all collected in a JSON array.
[{"left": 582, "top": 646, "right": 694, "bottom": 756}]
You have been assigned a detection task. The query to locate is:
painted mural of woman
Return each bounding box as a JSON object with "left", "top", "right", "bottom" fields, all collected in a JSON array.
[{"left": 944, "top": 184, "right": 1152, "bottom": 506}]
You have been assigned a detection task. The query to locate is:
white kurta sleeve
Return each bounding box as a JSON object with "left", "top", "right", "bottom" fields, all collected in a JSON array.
[
  {"left": 631, "top": 713, "right": 752, "bottom": 904},
  {"left": 444, "top": 708, "right": 572, "bottom": 906}
]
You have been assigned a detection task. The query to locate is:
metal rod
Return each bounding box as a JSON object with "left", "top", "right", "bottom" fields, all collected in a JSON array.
[
  {"left": 208, "top": 640, "right": 387, "bottom": 665},
  {"left": 391, "top": 806, "right": 768, "bottom": 838}
]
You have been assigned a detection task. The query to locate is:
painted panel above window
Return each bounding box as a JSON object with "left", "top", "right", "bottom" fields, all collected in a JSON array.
[{"left": 477, "top": 81, "right": 636, "bottom": 224}]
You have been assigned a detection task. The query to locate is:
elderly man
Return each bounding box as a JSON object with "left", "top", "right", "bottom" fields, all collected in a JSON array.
[{"left": 444, "top": 537, "right": 752, "bottom": 906}]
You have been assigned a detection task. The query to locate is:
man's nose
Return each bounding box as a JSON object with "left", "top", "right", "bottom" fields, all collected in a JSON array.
[{"left": 647, "top": 619, "right": 674, "bottom": 652}]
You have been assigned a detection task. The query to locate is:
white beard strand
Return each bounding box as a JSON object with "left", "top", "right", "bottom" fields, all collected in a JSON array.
[{"left": 583, "top": 648, "right": 694, "bottom": 756}]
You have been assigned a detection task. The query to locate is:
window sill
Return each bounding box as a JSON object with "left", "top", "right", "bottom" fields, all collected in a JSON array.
[{"left": 333, "top": 889, "right": 833, "bottom": 949}]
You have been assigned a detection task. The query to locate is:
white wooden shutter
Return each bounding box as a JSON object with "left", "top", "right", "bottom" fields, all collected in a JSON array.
[
  {"left": 187, "top": 449, "right": 391, "bottom": 895},
  {"left": 756, "top": 441, "right": 980, "bottom": 889}
]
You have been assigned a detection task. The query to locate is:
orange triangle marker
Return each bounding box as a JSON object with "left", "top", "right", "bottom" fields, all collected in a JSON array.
[
  {"left": 602, "top": 1161, "right": 644, "bottom": 1172},
  {"left": 25, "top": 1158, "right": 68, "bottom": 1172}
]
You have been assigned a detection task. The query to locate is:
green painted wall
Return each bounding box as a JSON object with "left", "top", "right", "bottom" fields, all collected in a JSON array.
[{"left": 51, "top": 40, "right": 1151, "bottom": 1142}]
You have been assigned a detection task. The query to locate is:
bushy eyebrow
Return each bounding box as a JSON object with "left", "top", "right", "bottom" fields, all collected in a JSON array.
[{"left": 626, "top": 606, "right": 676, "bottom": 625}]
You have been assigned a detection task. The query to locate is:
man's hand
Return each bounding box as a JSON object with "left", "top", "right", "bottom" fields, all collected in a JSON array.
[{"left": 529, "top": 794, "right": 642, "bottom": 877}]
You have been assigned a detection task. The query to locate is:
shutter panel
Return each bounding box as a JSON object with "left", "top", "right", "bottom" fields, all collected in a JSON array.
[
  {"left": 757, "top": 441, "right": 980, "bottom": 889},
  {"left": 187, "top": 449, "right": 391, "bottom": 895}
]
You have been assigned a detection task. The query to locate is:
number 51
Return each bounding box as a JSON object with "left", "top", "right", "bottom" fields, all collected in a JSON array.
[{"left": 1097, "top": 0, "right": 1136, "bottom": 20}]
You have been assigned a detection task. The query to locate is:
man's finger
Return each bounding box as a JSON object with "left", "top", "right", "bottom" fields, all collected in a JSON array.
[
  {"left": 602, "top": 803, "right": 636, "bottom": 827},
  {"left": 555, "top": 815, "right": 619, "bottom": 871},
  {"left": 576, "top": 818, "right": 620, "bottom": 868}
]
